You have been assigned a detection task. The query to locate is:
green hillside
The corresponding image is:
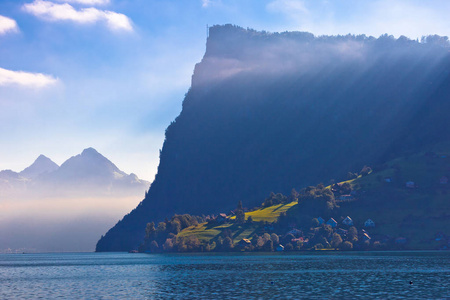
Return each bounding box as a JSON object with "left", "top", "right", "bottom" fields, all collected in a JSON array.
[{"left": 139, "top": 150, "right": 450, "bottom": 252}]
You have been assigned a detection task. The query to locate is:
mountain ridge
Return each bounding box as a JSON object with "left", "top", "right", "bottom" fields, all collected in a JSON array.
[
  {"left": 0, "top": 147, "right": 150, "bottom": 197},
  {"left": 96, "top": 25, "right": 450, "bottom": 252}
]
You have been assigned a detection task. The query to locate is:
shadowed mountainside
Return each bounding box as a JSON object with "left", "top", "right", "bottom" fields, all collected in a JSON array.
[{"left": 96, "top": 25, "right": 450, "bottom": 252}]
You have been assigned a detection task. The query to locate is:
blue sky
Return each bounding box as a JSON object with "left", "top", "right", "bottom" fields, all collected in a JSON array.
[{"left": 1, "top": 0, "right": 449, "bottom": 181}]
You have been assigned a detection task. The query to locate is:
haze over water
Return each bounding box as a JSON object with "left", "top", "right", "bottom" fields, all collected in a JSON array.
[{"left": 1, "top": 251, "right": 449, "bottom": 299}]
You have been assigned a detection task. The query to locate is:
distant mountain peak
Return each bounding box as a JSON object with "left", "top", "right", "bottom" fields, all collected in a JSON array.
[
  {"left": 81, "top": 147, "right": 100, "bottom": 156},
  {"left": 20, "top": 154, "right": 59, "bottom": 179}
]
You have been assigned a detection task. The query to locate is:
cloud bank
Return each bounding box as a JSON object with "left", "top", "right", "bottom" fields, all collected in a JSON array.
[
  {"left": 0, "top": 68, "right": 59, "bottom": 88},
  {"left": 23, "top": 0, "right": 133, "bottom": 32},
  {"left": 0, "top": 15, "right": 19, "bottom": 35}
]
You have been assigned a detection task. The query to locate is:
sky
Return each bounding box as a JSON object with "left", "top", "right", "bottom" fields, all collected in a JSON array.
[{"left": 1, "top": 0, "right": 449, "bottom": 181}]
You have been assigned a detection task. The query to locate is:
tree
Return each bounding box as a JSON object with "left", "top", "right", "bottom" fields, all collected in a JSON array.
[
  {"left": 263, "top": 240, "right": 274, "bottom": 252},
  {"left": 235, "top": 201, "right": 245, "bottom": 225},
  {"left": 270, "top": 233, "right": 279, "bottom": 245},
  {"left": 331, "top": 233, "right": 343, "bottom": 248},
  {"left": 311, "top": 218, "right": 320, "bottom": 227},
  {"left": 360, "top": 165, "right": 372, "bottom": 176},
  {"left": 246, "top": 215, "right": 254, "bottom": 224},
  {"left": 223, "top": 237, "right": 234, "bottom": 250},
  {"left": 341, "top": 241, "right": 353, "bottom": 250},
  {"left": 288, "top": 188, "right": 299, "bottom": 202},
  {"left": 145, "top": 222, "right": 156, "bottom": 240},
  {"left": 163, "top": 238, "right": 174, "bottom": 251},
  {"left": 348, "top": 226, "right": 358, "bottom": 242},
  {"left": 150, "top": 240, "right": 159, "bottom": 252},
  {"left": 237, "top": 200, "right": 243, "bottom": 210},
  {"left": 284, "top": 243, "right": 294, "bottom": 251}
]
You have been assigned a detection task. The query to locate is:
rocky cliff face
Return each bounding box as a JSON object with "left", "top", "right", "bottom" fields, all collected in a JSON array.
[{"left": 96, "top": 25, "right": 450, "bottom": 251}]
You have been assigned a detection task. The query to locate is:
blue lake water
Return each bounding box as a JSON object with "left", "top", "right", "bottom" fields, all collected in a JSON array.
[{"left": 0, "top": 251, "right": 449, "bottom": 299}]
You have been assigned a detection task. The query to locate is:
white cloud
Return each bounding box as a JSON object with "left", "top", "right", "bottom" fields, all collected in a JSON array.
[
  {"left": 0, "top": 68, "right": 59, "bottom": 88},
  {"left": 54, "top": 0, "right": 110, "bottom": 5},
  {"left": 0, "top": 15, "right": 19, "bottom": 35},
  {"left": 23, "top": 0, "right": 133, "bottom": 32},
  {"left": 202, "top": 0, "right": 211, "bottom": 8},
  {"left": 267, "top": 0, "right": 309, "bottom": 18}
]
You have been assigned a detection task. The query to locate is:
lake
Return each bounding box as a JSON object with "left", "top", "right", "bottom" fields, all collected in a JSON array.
[{"left": 0, "top": 251, "right": 449, "bottom": 299}]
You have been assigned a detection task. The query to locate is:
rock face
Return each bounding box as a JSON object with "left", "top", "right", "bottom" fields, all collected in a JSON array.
[{"left": 96, "top": 25, "right": 450, "bottom": 252}]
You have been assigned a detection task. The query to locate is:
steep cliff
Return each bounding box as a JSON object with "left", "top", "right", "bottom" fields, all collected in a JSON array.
[{"left": 96, "top": 25, "right": 450, "bottom": 251}]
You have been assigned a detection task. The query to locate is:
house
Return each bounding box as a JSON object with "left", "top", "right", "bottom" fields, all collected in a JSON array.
[
  {"left": 238, "top": 238, "right": 252, "bottom": 248},
  {"left": 276, "top": 244, "right": 285, "bottom": 251},
  {"left": 339, "top": 195, "right": 354, "bottom": 201},
  {"left": 440, "top": 176, "right": 448, "bottom": 184},
  {"left": 342, "top": 216, "right": 353, "bottom": 226},
  {"left": 216, "top": 213, "right": 228, "bottom": 223},
  {"left": 384, "top": 177, "right": 392, "bottom": 183},
  {"left": 326, "top": 218, "right": 338, "bottom": 228},
  {"left": 364, "top": 219, "right": 375, "bottom": 228},
  {"left": 406, "top": 181, "right": 415, "bottom": 188},
  {"left": 317, "top": 217, "right": 325, "bottom": 225}
]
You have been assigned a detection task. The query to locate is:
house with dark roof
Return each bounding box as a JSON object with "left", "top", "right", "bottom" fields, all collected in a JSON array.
[
  {"left": 342, "top": 216, "right": 353, "bottom": 226},
  {"left": 326, "top": 218, "right": 337, "bottom": 228},
  {"left": 364, "top": 219, "right": 375, "bottom": 228}
]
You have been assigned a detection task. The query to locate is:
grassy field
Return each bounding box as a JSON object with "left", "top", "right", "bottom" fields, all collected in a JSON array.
[{"left": 178, "top": 201, "right": 298, "bottom": 243}]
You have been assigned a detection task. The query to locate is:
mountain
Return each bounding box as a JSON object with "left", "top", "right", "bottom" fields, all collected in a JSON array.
[
  {"left": 96, "top": 25, "right": 450, "bottom": 252},
  {"left": 19, "top": 155, "right": 59, "bottom": 179},
  {"left": 0, "top": 148, "right": 150, "bottom": 252}
]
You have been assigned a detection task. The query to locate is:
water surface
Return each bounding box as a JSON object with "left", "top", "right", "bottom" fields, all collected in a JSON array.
[{"left": 0, "top": 251, "right": 449, "bottom": 299}]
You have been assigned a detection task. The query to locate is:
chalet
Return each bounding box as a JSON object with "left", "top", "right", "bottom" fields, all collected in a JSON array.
[
  {"left": 364, "top": 219, "right": 375, "bottom": 228},
  {"left": 238, "top": 238, "right": 252, "bottom": 248},
  {"left": 342, "top": 216, "right": 353, "bottom": 226},
  {"left": 216, "top": 213, "right": 228, "bottom": 223},
  {"left": 406, "top": 181, "right": 415, "bottom": 188},
  {"left": 276, "top": 244, "right": 285, "bottom": 251},
  {"left": 440, "top": 176, "right": 448, "bottom": 185},
  {"left": 339, "top": 195, "right": 354, "bottom": 201},
  {"left": 326, "top": 218, "right": 338, "bottom": 228},
  {"left": 317, "top": 217, "right": 325, "bottom": 225}
]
